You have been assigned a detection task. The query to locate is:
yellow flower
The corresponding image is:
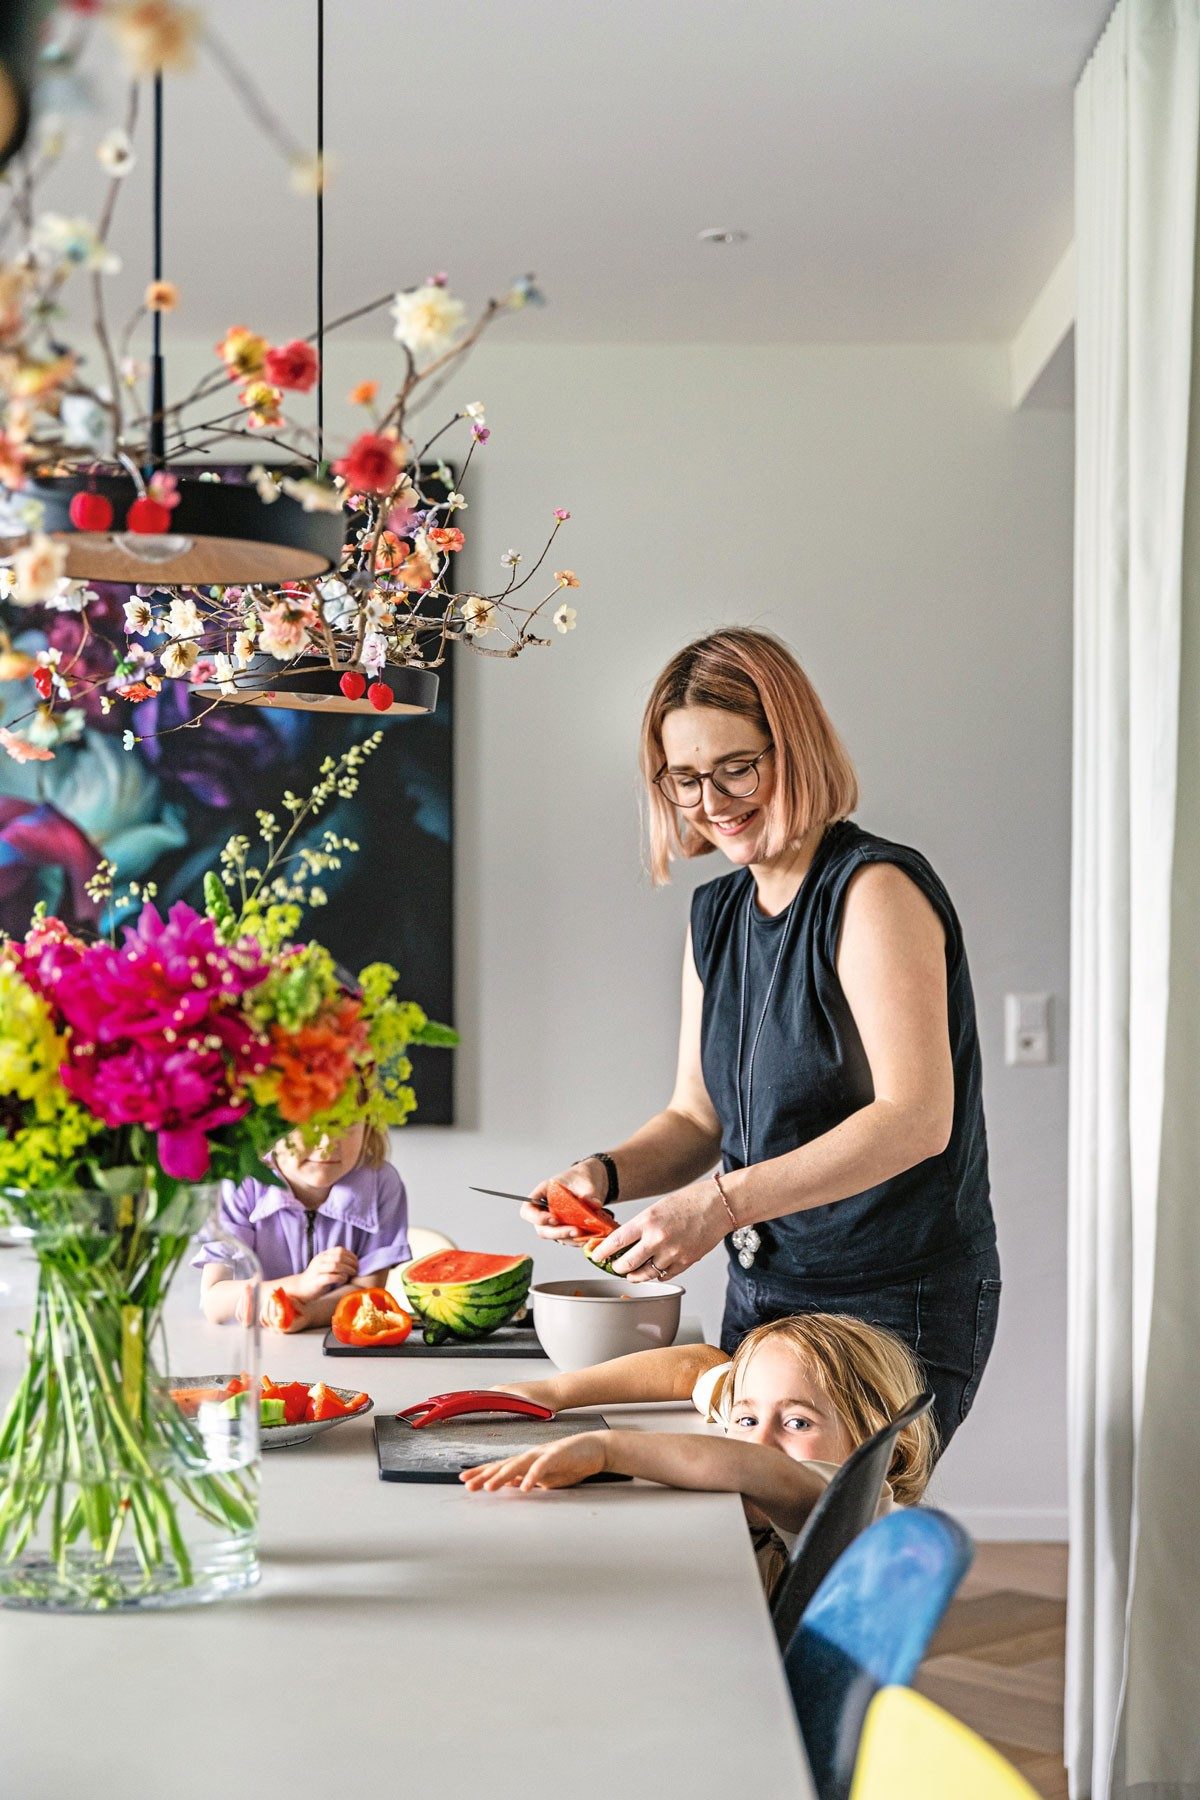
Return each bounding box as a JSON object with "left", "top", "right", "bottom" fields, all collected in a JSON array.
[{"left": 216, "top": 325, "right": 268, "bottom": 379}]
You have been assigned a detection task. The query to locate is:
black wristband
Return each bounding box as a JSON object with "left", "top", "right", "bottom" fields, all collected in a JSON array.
[{"left": 586, "top": 1151, "right": 619, "bottom": 1204}]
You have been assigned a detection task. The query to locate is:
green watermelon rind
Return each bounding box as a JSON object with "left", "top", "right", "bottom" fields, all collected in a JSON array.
[{"left": 401, "top": 1253, "right": 533, "bottom": 1342}]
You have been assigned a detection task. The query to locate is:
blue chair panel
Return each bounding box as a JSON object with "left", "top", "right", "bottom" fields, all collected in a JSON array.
[{"left": 783, "top": 1508, "right": 973, "bottom": 1800}]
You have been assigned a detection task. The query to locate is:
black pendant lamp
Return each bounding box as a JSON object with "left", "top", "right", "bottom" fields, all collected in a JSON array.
[
  {"left": 35, "top": 70, "right": 343, "bottom": 586},
  {"left": 199, "top": 0, "right": 437, "bottom": 718},
  {"left": 0, "top": 0, "right": 39, "bottom": 172}
]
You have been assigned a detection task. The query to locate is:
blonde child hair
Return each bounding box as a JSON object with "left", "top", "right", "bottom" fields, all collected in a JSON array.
[
  {"left": 725, "top": 1312, "right": 937, "bottom": 1506},
  {"left": 358, "top": 1122, "right": 390, "bottom": 1169}
]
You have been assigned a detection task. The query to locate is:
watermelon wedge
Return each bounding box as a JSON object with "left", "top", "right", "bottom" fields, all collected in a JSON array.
[
  {"left": 545, "top": 1180, "right": 617, "bottom": 1237},
  {"left": 401, "top": 1249, "right": 533, "bottom": 1344}
]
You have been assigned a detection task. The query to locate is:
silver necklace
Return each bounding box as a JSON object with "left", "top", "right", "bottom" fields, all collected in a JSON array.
[{"left": 730, "top": 883, "right": 789, "bottom": 1270}]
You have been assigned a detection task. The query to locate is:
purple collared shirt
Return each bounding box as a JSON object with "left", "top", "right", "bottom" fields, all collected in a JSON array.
[{"left": 194, "top": 1164, "right": 410, "bottom": 1281}]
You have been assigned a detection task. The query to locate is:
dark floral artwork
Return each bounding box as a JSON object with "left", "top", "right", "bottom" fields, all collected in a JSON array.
[{"left": 0, "top": 582, "right": 455, "bottom": 1123}]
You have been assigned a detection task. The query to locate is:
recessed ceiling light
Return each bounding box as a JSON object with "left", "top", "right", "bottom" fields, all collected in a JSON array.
[{"left": 697, "top": 227, "right": 749, "bottom": 246}]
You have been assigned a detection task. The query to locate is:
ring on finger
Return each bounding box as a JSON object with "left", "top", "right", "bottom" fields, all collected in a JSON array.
[{"left": 648, "top": 1257, "right": 668, "bottom": 1280}]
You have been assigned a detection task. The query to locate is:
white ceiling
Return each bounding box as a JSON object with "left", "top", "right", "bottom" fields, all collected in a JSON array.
[{"left": 44, "top": 0, "right": 1113, "bottom": 346}]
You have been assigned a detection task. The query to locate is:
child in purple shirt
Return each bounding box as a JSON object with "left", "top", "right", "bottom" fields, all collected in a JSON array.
[{"left": 198, "top": 1121, "right": 410, "bottom": 1333}]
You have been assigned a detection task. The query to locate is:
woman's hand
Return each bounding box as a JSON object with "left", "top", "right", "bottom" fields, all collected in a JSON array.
[
  {"left": 520, "top": 1159, "right": 608, "bottom": 1242},
  {"left": 591, "top": 1178, "right": 727, "bottom": 1283},
  {"left": 459, "top": 1431, "right": 609, "bottom": 1491}
]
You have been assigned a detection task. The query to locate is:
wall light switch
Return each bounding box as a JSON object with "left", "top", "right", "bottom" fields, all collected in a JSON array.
[{"left": 1004, "top": 992, "right": 1052, "bottom": 1066}]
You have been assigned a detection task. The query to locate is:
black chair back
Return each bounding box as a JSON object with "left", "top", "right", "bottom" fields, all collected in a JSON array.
[{"left": 770, "top": 1387, "right": 935, "bottom": 1649}]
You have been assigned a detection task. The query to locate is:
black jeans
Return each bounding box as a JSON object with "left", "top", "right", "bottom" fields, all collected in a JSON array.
[{"left": 718, "top": 1243, "right": 1001, "bottom": 1455}]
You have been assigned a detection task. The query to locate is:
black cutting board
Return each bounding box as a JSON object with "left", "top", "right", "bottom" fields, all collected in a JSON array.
[
  {"left": 374, "top": 1411, "right": 629, "bottom": 1483},
  {"left": 323, "top": 1321, "right": 548, "bottom": 1359}
]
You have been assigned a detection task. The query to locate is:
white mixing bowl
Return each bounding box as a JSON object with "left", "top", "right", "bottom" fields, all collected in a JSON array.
[{"left": 531, "top": 1277, "right": 683, "bottom": 1371}]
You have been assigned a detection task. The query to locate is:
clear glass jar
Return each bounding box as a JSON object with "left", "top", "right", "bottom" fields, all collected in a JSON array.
[{"left": 0, "top": 1181, "right": 261, "bottom": 1611}]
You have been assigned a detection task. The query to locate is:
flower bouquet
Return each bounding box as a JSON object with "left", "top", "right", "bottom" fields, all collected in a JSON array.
[{"left": 0, "top": 732, "right": 454, "bottom": 1608}]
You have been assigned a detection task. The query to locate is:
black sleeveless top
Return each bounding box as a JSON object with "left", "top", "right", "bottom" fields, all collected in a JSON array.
[{"left": 690, "top": 820, "right": 994, "bottom": 1288}]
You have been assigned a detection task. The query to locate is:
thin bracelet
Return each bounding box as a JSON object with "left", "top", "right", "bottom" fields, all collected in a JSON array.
[{"left": 712, "top": 1170, "right": 738, "bottom": 1229}]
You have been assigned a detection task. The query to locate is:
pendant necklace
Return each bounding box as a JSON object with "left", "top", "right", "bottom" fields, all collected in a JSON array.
[{"left": 730, "top": 882, "right": 790, "bottom": 1270}]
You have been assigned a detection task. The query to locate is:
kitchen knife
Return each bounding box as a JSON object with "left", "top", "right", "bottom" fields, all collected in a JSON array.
[{"left": 469, "top": 1185, "right": 549, "bottom": 1209}]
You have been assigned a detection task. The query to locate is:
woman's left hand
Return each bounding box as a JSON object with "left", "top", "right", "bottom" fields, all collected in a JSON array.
[{"left": 590, "top": 1179, "right": 728, "bottom": 1283}]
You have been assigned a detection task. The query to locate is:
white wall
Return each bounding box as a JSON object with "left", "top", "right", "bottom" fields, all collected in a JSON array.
[{"left": 169, "top": 335, "right": 1075, "bottom": 1534}]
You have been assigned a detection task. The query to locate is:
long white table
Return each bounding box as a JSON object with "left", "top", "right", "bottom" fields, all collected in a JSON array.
[{"left": 0, "top": 1307, "right": 815, "bottom": 1800}]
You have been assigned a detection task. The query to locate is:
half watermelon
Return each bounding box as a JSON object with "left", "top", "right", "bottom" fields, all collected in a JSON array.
[{"left": 401, "top": 1250, "right": 533, "bottom": 1344}]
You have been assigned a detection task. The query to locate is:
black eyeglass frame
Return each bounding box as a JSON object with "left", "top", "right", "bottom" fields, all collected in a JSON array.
[{"left": 653, "top": 743, "right": 775, "bottom": 808}]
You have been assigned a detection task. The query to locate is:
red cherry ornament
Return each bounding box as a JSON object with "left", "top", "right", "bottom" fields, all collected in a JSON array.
[
  {"left": 125, "top": 496, "right": 172, "bottom": 535},
  {"left": 68, "top": 490, "right": 114, "bottom": 532},
  {"left": 339, "top": 670, "right": 367, "bottom": 702},
  {"left": 367, "top": 681, "right": 394, "bottom": 712}
]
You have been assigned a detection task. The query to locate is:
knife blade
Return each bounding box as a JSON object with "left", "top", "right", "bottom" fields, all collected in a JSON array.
[{"left": 469, "top": 1185, "right": 549, "bottom": 1210}]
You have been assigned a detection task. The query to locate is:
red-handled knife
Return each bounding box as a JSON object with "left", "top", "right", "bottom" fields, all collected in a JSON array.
[{"left": 395, "top": 1389, "right": 555, "bottom": 1428}]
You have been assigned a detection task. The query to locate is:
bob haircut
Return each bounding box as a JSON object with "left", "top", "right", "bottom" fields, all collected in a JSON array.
[
  {"left": 724, "top": 1312, "right": 937, "bottom": 1508},
  {"left": 640, "top": 627, "right": 859, "bottom": 885}
]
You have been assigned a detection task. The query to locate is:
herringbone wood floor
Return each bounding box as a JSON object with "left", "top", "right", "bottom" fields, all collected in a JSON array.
[{"left": 916, "top": 1541, "right": 1069, "bottom": 1799}]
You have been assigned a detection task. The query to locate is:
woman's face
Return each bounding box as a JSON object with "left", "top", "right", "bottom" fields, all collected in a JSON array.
[
  {"left": 273, "top": 1123, "right": 365, "bottom": 1197},
  {"left": 659, "top": 705, "right": 775, "bottom": 869},
  {"left": 727, "top": 1339, "right": 855, "bottom": 1466}
]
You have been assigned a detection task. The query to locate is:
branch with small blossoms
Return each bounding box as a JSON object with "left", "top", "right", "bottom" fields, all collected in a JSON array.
[{"left": 0, "top": 3, "right": 576, "bottom": 759}]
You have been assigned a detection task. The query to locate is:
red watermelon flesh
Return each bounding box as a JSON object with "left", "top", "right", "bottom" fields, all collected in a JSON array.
[
  {"left": 546, "top": 1180, "right": 618, "bottom": 1236},
  {"left": 404, "top": 1250, "right": 529, "bottom": 1285}
]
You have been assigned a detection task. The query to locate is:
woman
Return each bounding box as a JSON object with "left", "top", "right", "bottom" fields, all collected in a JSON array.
[{"left": 523, "top": 628, "right": 999, "bottom": 1451}]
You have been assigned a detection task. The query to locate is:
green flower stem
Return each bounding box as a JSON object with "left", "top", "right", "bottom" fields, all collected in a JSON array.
[{"left": 0, "top": 1218, "right": 259, "bottom": 1603}]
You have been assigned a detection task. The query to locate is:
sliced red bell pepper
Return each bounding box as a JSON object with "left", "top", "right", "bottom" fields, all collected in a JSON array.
[
  {"left": 306, "top": 1382, "right": 369, "bottom": 1422},
  {"left": 545, "top": 1179, "right": 618, "bottom": 1237},
  {"left": 331, "top": 1287, "right": 413, "bottom": 1348},
  {"left": 260, "top": 1376, "right": 312, "bottom": 1427},
  {"left": 219, "top": 1374, "right": 251, "bottom": 1400},
  {"left": 261, "top": 1286, "right": 300, "bottom": 1332}
]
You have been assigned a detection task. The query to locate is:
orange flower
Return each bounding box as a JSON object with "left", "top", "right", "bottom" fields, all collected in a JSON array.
[
  {"left": 265, "top": 998, "right": 367, "bottom": 1125},
  {"left": 554, "top": 569, "right": 580, "bottom": 588},
  {"left": 396, "top": 548, "right": 435, "bottom": 593},
  {"left": 348, "top": 380, "right": 378, "bottom": 407},
  {"left": 374, "top": 530, "right": 409, "bottom": 573},
  {"left": 145, "top": 279, "right": 179, "bottom": 312},
  {"left": 109, "top": 2, "right": 201, "bottom": 76}
]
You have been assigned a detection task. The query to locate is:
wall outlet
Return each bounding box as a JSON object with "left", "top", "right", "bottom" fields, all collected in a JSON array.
[{"left": 1004, "top": 992, "right": 1052, "bottom": 1066}]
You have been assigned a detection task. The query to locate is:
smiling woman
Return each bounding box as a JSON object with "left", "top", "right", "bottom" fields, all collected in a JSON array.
[{"left": 522, "top": 627, "right": 1001, "bottom": 1454}]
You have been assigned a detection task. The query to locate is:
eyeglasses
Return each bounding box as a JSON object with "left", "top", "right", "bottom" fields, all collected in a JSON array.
[{"left": 654, "top": 744, "right": 774, "bottom": 809}]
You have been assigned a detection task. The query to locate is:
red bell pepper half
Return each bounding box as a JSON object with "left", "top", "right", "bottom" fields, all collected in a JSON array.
[{"left": 331, "top": 1287, "right": 413, "bottom": 1348}]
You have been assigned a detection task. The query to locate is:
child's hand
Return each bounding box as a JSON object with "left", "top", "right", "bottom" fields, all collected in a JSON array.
[
  {"left": 261, "top": 1287, "right": 311, "bottom": 1333},
  {"left": 295, "top": 1246, "right": 358, "bottom": 1299},
  {"left": 459, "top": 1431, "right": 609, "bottom": 1492}
]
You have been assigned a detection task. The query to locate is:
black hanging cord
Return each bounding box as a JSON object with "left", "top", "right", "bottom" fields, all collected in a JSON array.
[
  {"left": 315, "top": 0, "right": 324, "bottom": 465},
  {"left": 149, "top": 71, "right": 166, "bottom": 468}
]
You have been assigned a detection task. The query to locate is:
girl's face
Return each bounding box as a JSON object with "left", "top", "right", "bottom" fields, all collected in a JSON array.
[
  {"left": 728, "top": 1339, "right": 855, "bottom": 1466},
  {"left": 273, "top": 1123, "right": 365, "bottom": 1197},
  {"left": 659, "top": 705, "right": 775, "bottom": 871}
]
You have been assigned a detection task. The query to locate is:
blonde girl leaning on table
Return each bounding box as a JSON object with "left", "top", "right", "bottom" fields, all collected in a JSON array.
[
  {"left": 195, "top": 1121, "right": 409, "bottom": 1333},
  {"left": 461, "top": 1312, "right": 935, "bottom": 1601}
]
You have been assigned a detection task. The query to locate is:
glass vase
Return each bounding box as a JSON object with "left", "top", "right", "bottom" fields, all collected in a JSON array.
[{"left": 0, "top": 1181, "right": 261, "bottom": 1612}]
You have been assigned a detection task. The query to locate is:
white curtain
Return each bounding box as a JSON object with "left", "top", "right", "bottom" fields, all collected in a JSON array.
[{"left": 1069, "top": 3, "right": 1200, "bottom": 1797}]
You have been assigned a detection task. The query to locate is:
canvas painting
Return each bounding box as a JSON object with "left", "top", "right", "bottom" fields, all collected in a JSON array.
[{"left": 0, "top": 584, "right": 456, "bottom": 1124}]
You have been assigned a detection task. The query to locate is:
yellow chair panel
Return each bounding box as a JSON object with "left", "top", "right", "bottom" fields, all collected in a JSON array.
[{"left": 849, "top": 1685, "right": 1040, "bottom": 1800}]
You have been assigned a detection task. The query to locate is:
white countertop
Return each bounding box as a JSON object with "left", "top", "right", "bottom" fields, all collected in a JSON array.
[{"left": 0, "top": 1306, "right": 814, "bottom": 1800}]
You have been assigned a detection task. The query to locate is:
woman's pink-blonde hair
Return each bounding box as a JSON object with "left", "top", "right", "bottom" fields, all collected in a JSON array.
[{"left": 639, "top": 628, "right": 859, "bottom": 885}]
